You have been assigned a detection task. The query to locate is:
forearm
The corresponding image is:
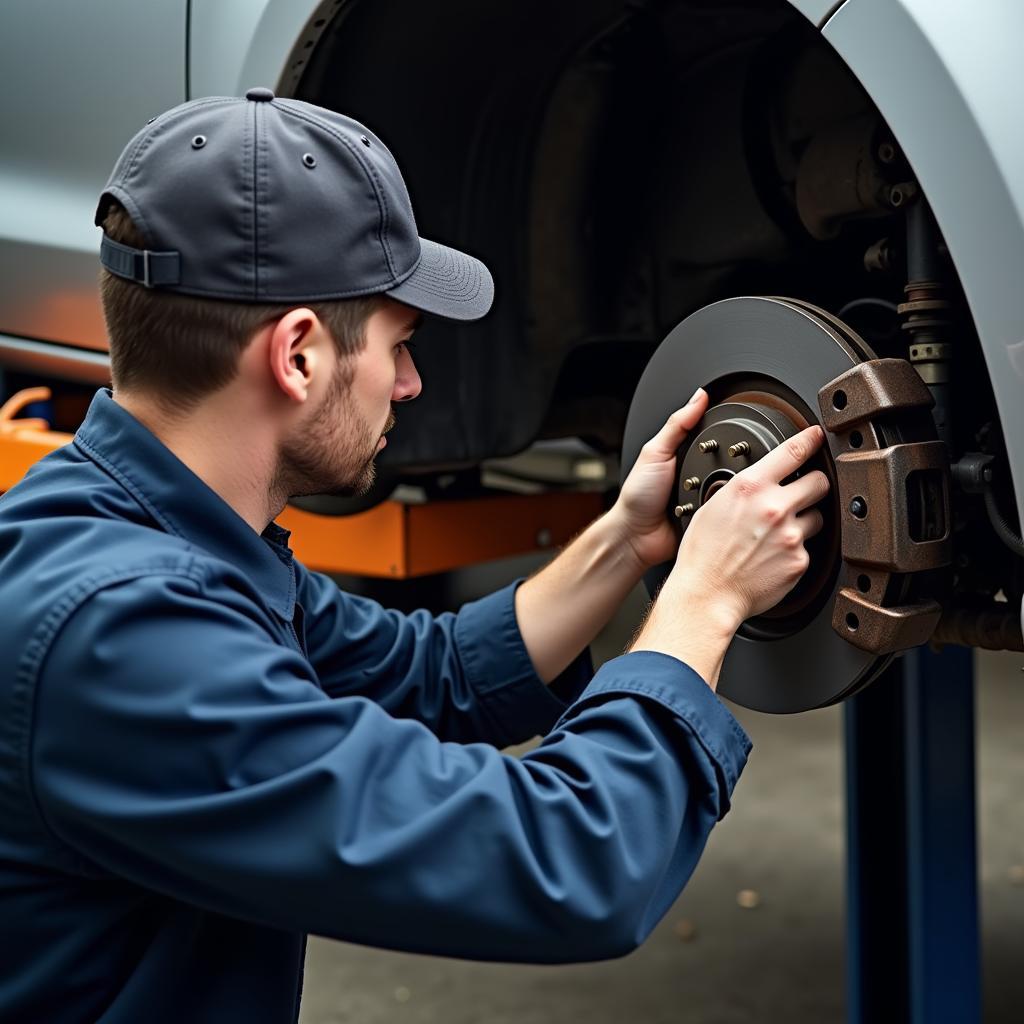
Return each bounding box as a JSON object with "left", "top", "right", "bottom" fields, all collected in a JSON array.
[
  {"left": 514, "top": 510, "right": 644, "bottom": 683},
  {"left": 627, "top": 594, "right": 737, "bottom": 691}
]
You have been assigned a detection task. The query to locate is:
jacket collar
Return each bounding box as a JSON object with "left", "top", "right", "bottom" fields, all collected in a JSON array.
[{"left": 74, "top": 389, "right": 296, "bottom": 620}]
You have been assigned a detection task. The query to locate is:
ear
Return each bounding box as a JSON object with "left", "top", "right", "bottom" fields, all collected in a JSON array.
[{"left": 267, "top": 308, "right": 328, "bottom": 402}]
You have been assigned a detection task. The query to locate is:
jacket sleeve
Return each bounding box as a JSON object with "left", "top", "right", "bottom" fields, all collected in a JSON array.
[
  {"left": 30, "top": 572, "right": 751, "bottom": 964},
  {"left": 296, "top": 562, "right": 592, "bottom": 747}
]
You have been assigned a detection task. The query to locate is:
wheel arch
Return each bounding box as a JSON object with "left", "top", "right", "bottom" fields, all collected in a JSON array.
[
  {"left": 188, "top": 0, "right": 335, "bottom": 99},
  {"left": 822, "top": 0, "right": 1024, "bottom": 531}
]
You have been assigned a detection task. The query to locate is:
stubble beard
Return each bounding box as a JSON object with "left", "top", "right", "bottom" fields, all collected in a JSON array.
[{"left": 275, "top": 361, "right": 394, "bottom": 501}]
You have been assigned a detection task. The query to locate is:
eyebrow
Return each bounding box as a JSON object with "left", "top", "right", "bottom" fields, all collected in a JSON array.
[{"left": 401, "top": 313, "right": 424, "bottom": 333}]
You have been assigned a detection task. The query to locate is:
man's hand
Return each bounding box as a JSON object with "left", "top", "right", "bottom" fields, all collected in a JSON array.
[
  {"left": 631, "top": 425, "right": 830, "bottom": 688},
  {"left": 671, "top": 425, "right": 829, "bottom": 625},
  {"left": 608, "top": 388, "right": 710, "bottom": 571}
]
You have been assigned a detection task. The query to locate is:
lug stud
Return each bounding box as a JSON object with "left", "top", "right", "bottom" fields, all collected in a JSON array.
[
  {"left": 673, "top": 503, "right": 695, "bottom": 518},
  {"left": 728, "top": 441, "right": 751, "bottom": 458},
  {"left": 698, "top": 439, "right": 719, "bottom": 453},
  {"left": 683, "top": 476, "right": 701, "bottom": 491}
]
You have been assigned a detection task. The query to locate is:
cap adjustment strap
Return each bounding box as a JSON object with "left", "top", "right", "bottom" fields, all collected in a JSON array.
[{"left": 100, "top": 235, "right": 181, "bottom": 289}]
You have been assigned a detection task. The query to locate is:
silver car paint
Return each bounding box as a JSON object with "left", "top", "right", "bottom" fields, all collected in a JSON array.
[
  {"left": 189, "top": 0, "right": 332, "bottom": 99},
  {"left": 0, "top": 0, "right": 186, "bottom": 352}
]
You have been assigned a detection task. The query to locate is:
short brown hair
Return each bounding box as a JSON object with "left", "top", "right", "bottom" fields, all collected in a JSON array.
[{"left": 99, "top": 202, "right": 384, "bottom": 410}]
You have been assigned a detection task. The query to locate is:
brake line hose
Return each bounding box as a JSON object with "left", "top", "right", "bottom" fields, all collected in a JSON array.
[{"left": 984, "top": 485, "right": 1024, "bottom": 558}]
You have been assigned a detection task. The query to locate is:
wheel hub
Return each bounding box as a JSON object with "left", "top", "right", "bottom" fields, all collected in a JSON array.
[{"left": 678, "top": 401, "right": 794, "bottom": 507}]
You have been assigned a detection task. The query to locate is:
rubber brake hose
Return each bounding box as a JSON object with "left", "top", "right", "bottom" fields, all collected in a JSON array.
[{"left": 983, "top": 486, "right": 1024, "bottom": 558}]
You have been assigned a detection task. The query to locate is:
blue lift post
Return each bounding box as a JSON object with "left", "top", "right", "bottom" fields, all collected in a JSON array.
[{"left": 845, "top": 643, "right": 981, "bottom": 1023}]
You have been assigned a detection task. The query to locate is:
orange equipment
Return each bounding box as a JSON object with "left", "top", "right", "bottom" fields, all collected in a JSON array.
[{"left": 0, "top": 388, "right": 604, "bottom": 578}]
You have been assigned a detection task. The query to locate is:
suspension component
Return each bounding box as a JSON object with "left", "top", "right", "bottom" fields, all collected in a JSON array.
[
  {"left": 933, "top": 605, "right": 1024, "bottom": 652},
  {"left": 902, "top": 200, "right": 953, "bottom": 443}
]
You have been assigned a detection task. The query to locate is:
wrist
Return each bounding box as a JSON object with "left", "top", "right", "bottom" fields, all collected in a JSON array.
[
  {"left": 644, "top": 593, "right": 740, "bottom": 650},
  {"left": 629, "top": 580, "right": 740, "bottom": 690},
  {"left": 664, "top": 574, "right": 743, "bottom": 638},
  {"left": 594, "top": 506, "right": 649, "bottom": 579}
]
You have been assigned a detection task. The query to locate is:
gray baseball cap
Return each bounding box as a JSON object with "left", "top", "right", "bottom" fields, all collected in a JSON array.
[{"left": 95, "top": 87, "right": 494, "bottom": 321}]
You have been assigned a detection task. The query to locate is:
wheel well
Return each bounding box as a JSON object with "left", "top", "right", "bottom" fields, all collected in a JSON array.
[{"left": 297, "top": 0, "right": 989, "bottom": 465}]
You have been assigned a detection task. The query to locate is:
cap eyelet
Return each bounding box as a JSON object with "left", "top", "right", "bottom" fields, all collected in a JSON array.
[
  {"left": 191, "top": 135, "right": 207, "bottom": 150},
  {"left": 360, "top": 135, "right": 371, "bottom": 147},
  {"left": 302, "top": 152, "right": 317, "bottom": 168}
]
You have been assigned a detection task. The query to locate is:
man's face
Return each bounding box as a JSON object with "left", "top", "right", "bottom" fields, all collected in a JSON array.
[{"left": 278, "top": 299, "right": 423, "bottom": 498}]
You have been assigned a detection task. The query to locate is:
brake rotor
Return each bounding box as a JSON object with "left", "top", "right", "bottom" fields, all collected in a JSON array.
[{"left": 622, "top": 296, "right": 891, "bottom": 713}]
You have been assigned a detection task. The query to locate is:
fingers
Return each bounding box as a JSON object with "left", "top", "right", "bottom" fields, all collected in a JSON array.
[
  {"left": 639, "top": 388, "right": 709, "bottom": 462},
  {"left": 780, "top": 469, "right": 831, "bottom": 514},
  {"left": 796, "top": 507, "right": 825, "bottom": 541},
  {"left": 748, "top": 425, "right": 826, "bottom": 485}
]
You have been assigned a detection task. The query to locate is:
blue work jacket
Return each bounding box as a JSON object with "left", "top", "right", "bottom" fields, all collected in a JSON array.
[{"left": 0, "top": 389, "right": 751, "bottom": 1023}]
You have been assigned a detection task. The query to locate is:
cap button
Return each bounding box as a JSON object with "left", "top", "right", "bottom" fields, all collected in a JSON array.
[{"left": 245, "top": 87, "right": 275, "bottom": 102}]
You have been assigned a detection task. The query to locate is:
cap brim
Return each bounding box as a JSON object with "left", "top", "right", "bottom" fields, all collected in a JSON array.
[{"left": 384, "top": 238, "right": 494, "bottom": 322}]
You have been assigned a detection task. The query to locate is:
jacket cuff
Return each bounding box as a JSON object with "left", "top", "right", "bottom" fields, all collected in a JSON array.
[
  {"left": 454, "top": 579, "right": 594, "bottom": 747},
  {"left": 554, "top": 650, "right": 752, "bottom": 816}
]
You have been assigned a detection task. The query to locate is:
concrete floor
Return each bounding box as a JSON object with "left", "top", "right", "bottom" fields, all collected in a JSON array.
[{"left": 297, "top": 577, "right": 1024, "bottom": 1024}]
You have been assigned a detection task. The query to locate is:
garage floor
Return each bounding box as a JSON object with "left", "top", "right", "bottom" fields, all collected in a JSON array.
[{"left": 298, "top": 577, "right": 1024, "bottom": 1024}]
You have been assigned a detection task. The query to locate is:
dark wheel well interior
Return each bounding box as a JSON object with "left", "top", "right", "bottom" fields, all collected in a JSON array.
[{"left": 297, "top": 0, "right": 990, "bottom": 475}]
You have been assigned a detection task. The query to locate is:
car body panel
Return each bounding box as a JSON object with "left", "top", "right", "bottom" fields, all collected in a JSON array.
[
  {"left": 189, "top": 0, "right": 333, "bottom": 100},
  {"left": 823, "top": 0, "right": 1024, "bottom": 530},
  {"left": 0, "top": 0, "right": 186, "bottom": 352}
]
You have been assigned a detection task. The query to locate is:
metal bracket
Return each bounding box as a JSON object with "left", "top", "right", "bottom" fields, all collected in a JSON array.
[
  {"left": 834, "top": 588, "right": 943, "bottom": 656},
  {"left": 834, "top": 441, "right": 951, "bottom": 572},
  {"left": 818, "top": 358, "right": 952, "bottom": 655},
  {"left": 819, "top": 357, "right": 933, "bottom": 432}
]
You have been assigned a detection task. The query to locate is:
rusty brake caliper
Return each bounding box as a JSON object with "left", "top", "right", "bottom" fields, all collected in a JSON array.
[{"left": 817, "top": 357, "right": 952, "bottom": 656}]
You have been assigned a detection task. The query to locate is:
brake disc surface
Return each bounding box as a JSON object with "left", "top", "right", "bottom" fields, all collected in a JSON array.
[{"left": 621, "top": 296, "right": 890, "bottom": 713}]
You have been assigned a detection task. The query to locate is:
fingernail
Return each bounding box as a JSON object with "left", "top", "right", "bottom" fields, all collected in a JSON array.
[{"left": 687, "top": 387, "right": 704, "bottom": 405}]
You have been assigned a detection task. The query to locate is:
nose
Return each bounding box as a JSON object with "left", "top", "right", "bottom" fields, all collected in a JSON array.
[{"left": 393, "top": 350, "right": 422, "bottom": 403}]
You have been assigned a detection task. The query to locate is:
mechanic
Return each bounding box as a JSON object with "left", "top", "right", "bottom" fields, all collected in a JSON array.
[{"left": 0, "top": 91, "right": 828, "bottom": 1022}]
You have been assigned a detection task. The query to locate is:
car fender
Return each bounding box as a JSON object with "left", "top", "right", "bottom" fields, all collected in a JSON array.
[
  {"left": 189, "top": 0, "right": 331, "bottom": 99},
  {"left": 822, "top": 0, "right": 1024, "bottom": 531}
]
